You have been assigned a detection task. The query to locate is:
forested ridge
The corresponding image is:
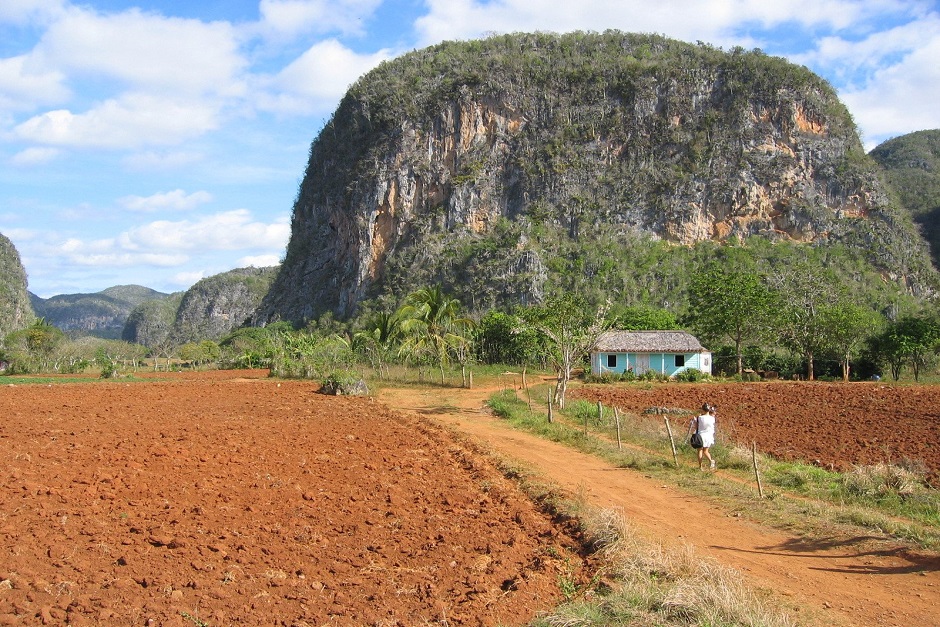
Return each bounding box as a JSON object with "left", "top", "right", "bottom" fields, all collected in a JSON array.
[
  {"left": 870, "top": 129, "right": 940, "bottom": 268},
  {"left": 30, "top": 285, "right": 169, "bottom": 339}
]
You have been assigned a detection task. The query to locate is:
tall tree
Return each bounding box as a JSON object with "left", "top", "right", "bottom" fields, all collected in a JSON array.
[
  {"left": 399, "top": 286, "right": 474, "bottom": 386},
  {"left": 884, "top": 314, "right": 940, "bottom": 382},
  {"left": 3, "top": 317, "right": 65, "bottom": 372},
  {"left": 611, "top": 305, "right": 679, "bottom": 331},
  {"left": 686, "top": 262, "right": 775, "bottom": 375},
  {"left": 819, "top": 301, "right": 882, "bottom": 381},
  {"left": 523, "top": 294, "right": 610, "bottom": 409},
  {"left": 769, "top": 261, "right": 839, "bottom": 381}
]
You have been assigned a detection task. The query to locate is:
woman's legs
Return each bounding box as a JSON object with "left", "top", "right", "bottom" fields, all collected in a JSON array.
[{"left": 703, "top": 447, "right": 715, "bottom": 469}]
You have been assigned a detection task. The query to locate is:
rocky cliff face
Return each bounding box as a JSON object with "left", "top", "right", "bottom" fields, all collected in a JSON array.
[
  {"left": 256, "top": 32, "right": 932, "bottom": 323},
  {"left": 0, "top": 233, "right": 33, "bottom": 337},
  {"left": 123, "top": 267, "right": 278, "bottom": 347},
  {"left": 172, "top": 267, "right": 277, "bottom": 343}
]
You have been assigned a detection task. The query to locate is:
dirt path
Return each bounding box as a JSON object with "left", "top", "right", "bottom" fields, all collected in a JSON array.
[{"left": 377, "top": 383, "right": 940, "bottom": 627}]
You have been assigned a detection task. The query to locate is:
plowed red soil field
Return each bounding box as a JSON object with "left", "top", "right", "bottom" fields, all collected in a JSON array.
[
  {"left": 573, "top": 381, "right": 940, "bottom": 483},
  {"left": 0, "top": 370, "right": 591, "bottom": 626}
]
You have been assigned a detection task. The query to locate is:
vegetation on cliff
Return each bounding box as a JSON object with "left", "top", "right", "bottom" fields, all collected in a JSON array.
[
  {"left": 0, "top": 233, "right": 34, "bottom": 338},
  {"left": 123, "top": 266, "right": 278, "bottom": 348}
]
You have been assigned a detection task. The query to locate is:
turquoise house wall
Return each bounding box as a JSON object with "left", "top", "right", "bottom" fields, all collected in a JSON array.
[{"left": 592, "top": 351, "right": 712, "bottom": 376}]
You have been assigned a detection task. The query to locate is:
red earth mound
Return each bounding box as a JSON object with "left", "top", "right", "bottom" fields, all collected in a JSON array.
[
  {"left": 0, "top": 371, "right": 591, "bottom": 626},
  {"left": 574, "top": 380, "right": 940, "bottom": 483}
]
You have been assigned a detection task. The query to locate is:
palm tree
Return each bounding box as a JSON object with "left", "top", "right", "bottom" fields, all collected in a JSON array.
[
  {"left": 399, "top": 286, "right": 474, "bottom": 386},
  {"left": 353, "top": 309, "right": 406, "bottom": 378}
]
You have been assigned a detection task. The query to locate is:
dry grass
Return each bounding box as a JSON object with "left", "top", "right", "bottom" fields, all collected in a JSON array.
[
  {"left": 843, "top": 462, "right": 921, "bottom": 497},
  {"left": 537, "top": 507, "right": 809, "bottom": 627}
]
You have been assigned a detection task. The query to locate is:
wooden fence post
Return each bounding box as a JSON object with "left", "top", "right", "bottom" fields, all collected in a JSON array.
[
  {"left": 752, "top": 441, "right": 765, "bottom": 498},
  {"left": 547, "top": 389, "right": 554, "bottom": 423},
  {"left": 664, "top": 417, "right": 679, "bottom": 467},
  {"left": 522, "top": 368, "right": 531, "bottom": 411},
  {"left": 614, "top": 407, "right": 622, "bottom": 450}
]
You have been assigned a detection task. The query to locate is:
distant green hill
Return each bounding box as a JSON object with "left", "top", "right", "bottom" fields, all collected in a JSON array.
[
  {"left": 30, "top": 285, "right": 170, "bottom": 339},
  {"left": 869, "top": 129, "right": 940, "bottom": 268}
]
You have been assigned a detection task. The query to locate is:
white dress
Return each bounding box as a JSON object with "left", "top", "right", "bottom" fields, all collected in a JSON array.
[{"left": 695, "top": 413, "right": 716, "bottom": 448}]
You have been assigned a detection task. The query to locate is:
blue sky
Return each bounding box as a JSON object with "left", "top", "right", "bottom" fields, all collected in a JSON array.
[{"left": 2, "top": 0, "right": 938, "bottom": 298}]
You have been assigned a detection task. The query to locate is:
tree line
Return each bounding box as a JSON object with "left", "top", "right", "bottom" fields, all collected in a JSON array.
[{"left": 3, "top": 256, "right": 939, "bottom": 396}]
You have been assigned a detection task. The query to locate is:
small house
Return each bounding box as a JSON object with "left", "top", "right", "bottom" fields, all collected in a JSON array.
[{"left": 590, "top": 330, "right": 712, "bottom": 377}]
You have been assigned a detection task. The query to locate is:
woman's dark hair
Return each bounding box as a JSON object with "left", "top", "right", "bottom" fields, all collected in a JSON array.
[{"left": 701, "top": 402, "right": 710, "bottom": 412}]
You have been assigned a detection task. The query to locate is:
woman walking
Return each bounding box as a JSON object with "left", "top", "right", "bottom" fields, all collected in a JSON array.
[{"left": 689, "top": 403, "right": 717, "bottom": 470}]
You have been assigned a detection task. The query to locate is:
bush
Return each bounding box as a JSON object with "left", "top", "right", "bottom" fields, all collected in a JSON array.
[
  {"left": 584, "top": 369, "right": 641, "bottom": 384},
  {"left": 674, "top": 367, "right": 708, "bottom": 382},
  {"left": 566, "top": 399, "right": 621, "bottom": 428},
  {"left": 99, "top": 360, "right": 116, "bottom": 379},
  {"left": 639, "top": 370, "right": 669, "bottom": 382}
]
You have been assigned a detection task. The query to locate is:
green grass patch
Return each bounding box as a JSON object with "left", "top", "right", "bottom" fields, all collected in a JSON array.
[{"left": 0, "top": 375, "right": 101, "bottom": 385}]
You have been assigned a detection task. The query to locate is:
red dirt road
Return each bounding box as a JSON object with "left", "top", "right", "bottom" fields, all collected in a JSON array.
[
  {"left": 0, "top": 371, "right": 590, "bottom": 626},
  {"left": 378, "top": 381, "right": 940, "bottom": 627}
]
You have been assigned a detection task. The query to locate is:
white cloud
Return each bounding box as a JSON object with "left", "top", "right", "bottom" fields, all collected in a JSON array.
[
  {"left": 0, "top": 55, "right": 69, "bottom": 112},
  {"left": 37, "top": 7, "right": 246, "bottom": 97},
  {"left": 0, "top": 0, "right": 65, "bottom": 26},
  {"left": 117, "top": 209, "right": 290, "bottom": 253},
  {"left": 171, "top": 269, "right": 207, "bottom": 287},
  {"left": 9, "top": 146, "right": 61, "bottom": 165},
  {"left": 413, "top": 0, "right": 919, "bottom": 49},
  {"left": 2, "top": 4, "right": 249, "bottom": 150},
  {"left": 68, "top": 250, "right": 190, "bottom": 268},
  {"left": 121, "top": 150, "right": 205, "bottom": 172},
  {"left": 258, "top": 0, "right": 383, "bottom": 39},
  {"left": 19, "top": 231, "right": 189, "bottom": 269},
  {"left": 796, "top": 13, "right": 940, "bottom": 80},
  {"left": 841, "top": 34, "right": 940, "bottom": 147},
  {"left": 11, "top": 210, "right": 289, "bottom": 295},
  {"left": 12, "top": 93, "right": 220, "bottom": 148},
  {"left": 255, "top": 39, "right": 389, "bottom": 114},
  {"left": 239, "top": 253, "right": 282, "bottom": 267},
  {"left": 119, "top": 189, "right": 213, "bottom": 213}
]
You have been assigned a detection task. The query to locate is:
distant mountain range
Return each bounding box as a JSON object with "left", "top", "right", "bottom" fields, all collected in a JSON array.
[
  {"left": 27, "top": 266, "right": 278, "bottom": 343},
  {"left": 30, "top": 285, "right": 170, "bottom": 339}
]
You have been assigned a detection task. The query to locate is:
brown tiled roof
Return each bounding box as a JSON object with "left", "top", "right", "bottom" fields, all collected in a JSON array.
[{"left": 593, "top": 330, "right": 706, "bottom": 353}]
